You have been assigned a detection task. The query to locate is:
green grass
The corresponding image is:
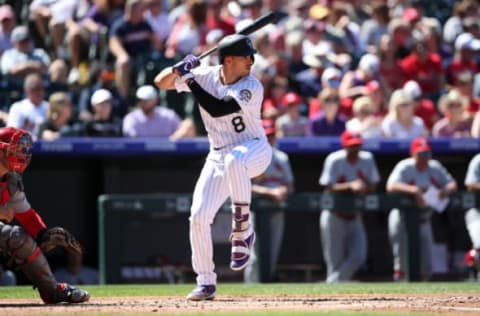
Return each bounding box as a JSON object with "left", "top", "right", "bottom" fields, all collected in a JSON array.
[
  {"left": 0, "top": 283, "right": 477, "bottom": 315},
  {"left": 1, "top": 282, "right": 478, "bottom": 298}
]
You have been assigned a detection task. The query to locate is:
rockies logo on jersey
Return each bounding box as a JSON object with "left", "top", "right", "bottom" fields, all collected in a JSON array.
[{"left": 239, "top": 89, "right": 252, "bottom": 102}]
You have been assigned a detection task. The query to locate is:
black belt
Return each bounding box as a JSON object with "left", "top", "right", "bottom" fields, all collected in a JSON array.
[{"left": 213, "top": 137, "right": 260, "bottom": 151}]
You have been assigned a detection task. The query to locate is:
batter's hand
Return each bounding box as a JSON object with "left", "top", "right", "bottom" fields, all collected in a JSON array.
[{"left": 173, "top": 54, "right": 200, "bottom": 81}]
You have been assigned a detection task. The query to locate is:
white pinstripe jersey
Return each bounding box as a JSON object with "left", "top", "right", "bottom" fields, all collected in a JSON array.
[{"left": 175, "top": 65, "right": 265, "bottom": 149}]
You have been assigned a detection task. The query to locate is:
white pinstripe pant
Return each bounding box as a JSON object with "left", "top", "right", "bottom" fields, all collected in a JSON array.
[{"left": 189, "top": 138, "right": 272, "bottom": 286}]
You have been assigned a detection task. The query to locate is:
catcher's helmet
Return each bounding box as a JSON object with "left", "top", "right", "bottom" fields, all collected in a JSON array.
[
  {"left": 218, "top": 34, "right": 257, "bottom": 64},
  {"left": 0, "top": 127, "right": 32, "bottom": 173}
]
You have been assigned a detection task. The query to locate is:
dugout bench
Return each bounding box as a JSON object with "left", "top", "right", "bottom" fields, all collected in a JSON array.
[{"left": 98, "top": 192, "right": 478, "bottom": 284}]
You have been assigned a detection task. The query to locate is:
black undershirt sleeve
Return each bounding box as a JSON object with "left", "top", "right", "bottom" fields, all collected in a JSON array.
[{"left": 187, "top": 79, "right": 241, "bottom": 117}]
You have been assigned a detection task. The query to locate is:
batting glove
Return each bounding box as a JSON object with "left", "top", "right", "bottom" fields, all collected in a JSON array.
[{"left": 173, "top": 54, "right": 200, "bottom": 82}]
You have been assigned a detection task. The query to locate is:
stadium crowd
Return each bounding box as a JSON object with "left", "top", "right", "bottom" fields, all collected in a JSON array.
[{"left": 0, "top": 0, "right": 477, "bottom": 141}]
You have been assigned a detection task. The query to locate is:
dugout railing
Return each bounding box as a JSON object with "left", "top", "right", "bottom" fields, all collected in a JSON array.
[{"left": 98, "top": 192, "right": 477, "bottom": 284}]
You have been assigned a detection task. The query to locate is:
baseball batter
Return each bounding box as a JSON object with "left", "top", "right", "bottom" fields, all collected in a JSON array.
[
  {"left": 0, "top": 127, "right": 89, "bottom": 304},
  {"left": 319, "top": 131, "right": 380, "bottom": 283},
  {"left": 386, "top": 137, "right": 457, "bottom": 281},
  {"left": 464, "top": 153, "right": 480, "bottom": 279},
  {"left": 155, "top": 34, "right": 272, "bottom": 301}
]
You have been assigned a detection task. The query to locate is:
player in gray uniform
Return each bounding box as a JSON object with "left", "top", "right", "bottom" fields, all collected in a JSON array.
[
  {"left": 155, "top": 34, "right": 272, "bottom": 300},
  {"left": 244, "top": 121, "right": 294, "bottom": 282},
  {"left": 386, "top": 137, "right": 457, "bottom": 281},
  {"left": 0, "top": 127, "right": 89, "bottom": 303},
  {"left": 464, "top": 153, "right": 480, "bottom": 280},
  {"left": 319, "top": 131, "right": 380, "bottom": 283}
]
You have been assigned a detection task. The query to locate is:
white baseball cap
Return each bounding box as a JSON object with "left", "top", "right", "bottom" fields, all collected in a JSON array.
[
  {"left": 136, "top": 85, "right": 157, "bottom": 100},
  {"left": 455, "top": 32, "right": 480, "bottom": 51},
  {"left": 90, "top": 89, "right": 112, "bottom": 105},
  {"left": 403, "top": 80, "right": 422, "bottom": 100},
  {"left": 321, "top": 67, "right": 342, "bottom": 87},
  {"left": 358, "top": 54, "right": 379, "bottom": 75}
]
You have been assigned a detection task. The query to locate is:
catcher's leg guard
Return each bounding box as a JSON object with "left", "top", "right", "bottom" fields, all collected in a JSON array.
[{"left": 0, "top": 222, "right": 89, "bottom": 304}]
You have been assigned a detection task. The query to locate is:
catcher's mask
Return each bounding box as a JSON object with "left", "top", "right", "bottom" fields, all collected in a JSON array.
[{"left": 0, "top": 127, "right": 33, "bottom": 173}]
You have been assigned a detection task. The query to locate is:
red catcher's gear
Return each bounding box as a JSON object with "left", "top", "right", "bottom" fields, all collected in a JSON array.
[{"left": 0, "top": 127, "right": 32, "bottom": 173}]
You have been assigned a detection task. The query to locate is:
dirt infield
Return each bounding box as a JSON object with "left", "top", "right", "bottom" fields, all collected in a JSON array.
[{"left": 1, "top": 293, "right": 480, "bottom": 315}]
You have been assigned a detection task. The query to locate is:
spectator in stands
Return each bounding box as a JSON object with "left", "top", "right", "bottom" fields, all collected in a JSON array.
[
  {"left": 109, "top": 0, "right": 153, "bottom": 99},
  {"left": 443, "top": 0, "right": 478, "bottom": 46},
  {"left": 6, "top": 73, "right": 48, "bottom": 138},
  {"left": 205, "top": 0, "right": 235, "bottom": 36},
  {"left": 309, "top": 67, "right": 343, "bottom": 118},
  {"left": 432, "top": 90, "right": 472, "bottom": 138},
  {"left": 327, "top": 1, "right": 365, "bottom": 59},
  {"left": 319, "top": 131, "right": 380, "bottom": 283},
  {"left": 339, "top": 53, "right": 379, "bottom": 100},
  {"left": 366, "top": 80, "right": 388, "bottom": 116},
  {"left": 447, "top": 33, "right": 480, "bottom": 87},
  {"left": 54, "top": 252, "right": 99, "bottom": 285},
  {"left": 123, "top": 85, "right": 196, "bottom": 139},
  {"left": 245, "top": 120, "right": 294, "bottom": 283},
  {"left": 165, "top": 0, "right": 207, "bottom": 59},
  {"left": 284, "top": 28, "right": 308, "bottom": 78},
  {"left": 308, "top": 87, "right": 346, "bottom": 136},
  {"left": 275, "top": 92, "right": 308, "bottom": 137},
  {"left": 454, "top": 71, "right": 480, "bottom": 115},
  {"left": 361, "top": 1, "right": 390, "bottom": 54},
  {"left": 378, "top": 34, "right": 404, "bottom": 92},
  {"left": 29, "top": 0, "right": 90, "bottom": 59},
  {"left": 38, "top": 92, "right": 74, "bottom": 140},
  {"left": 0, "top": 5, "right": 16, "bottom": 56},
  {"left": 302, "top": 5, "right": 331, "bottom": 56},
  {"left": 387, "top": 18, "right": 412, "bottom": 60},
  {"left": 83, "top": 88, "right": 122, "bottom": 137},
  {"left": 399, "top": 30, "right": 445, "bottom": 102},
  {"left": 144, "top": 0, "right": 172, "bottom": 51},
  {"left": 403, "top": 80, "right": 439, "bottom": 131},
  {"left": 295, "top": 47, "right": 330, "bottom": 99},
  {"left": 0, "top": 26, "right": 50, "bottom": 88},
  {"left": 78, "top": 66, "right": 126, "bottom": 122},
  {"left": 345, "top": 96, "right": 383, "bottom": 138},
  {"left": 261, "top": 76, "right": 289, "bottom": 121},
  {"left": 386, "top": 137, "right": 457, "bottom": 281},
  {"left": 67, "top": 0, "right": 125, "bottom": 84},
  {"left": 381, "top": 89, "right": 426, "bottom": 139}
]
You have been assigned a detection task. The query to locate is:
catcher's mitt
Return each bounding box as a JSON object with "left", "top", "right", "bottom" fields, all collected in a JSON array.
[{"left": 37, "top": 227, "right": 82, "bottom": 260}]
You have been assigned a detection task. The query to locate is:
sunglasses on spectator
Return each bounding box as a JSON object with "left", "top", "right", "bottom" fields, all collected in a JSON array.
[
  {"left": 417, "top": 150, "right": 431, "bottom": 158},
  {"left": 30, "top": 86, "right": 44, "bottom": 91},
  {"left": 324, "top": 97, "right": 339, "bottom": 103},
  {"left": 447, "top": 103, "right": 462, "bottom": 108},
  {"left": 398, "top": 103, "right": 411, "bottom": 107}
]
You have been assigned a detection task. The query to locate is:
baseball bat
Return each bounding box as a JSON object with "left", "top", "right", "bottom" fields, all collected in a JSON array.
[{"left": 198, "top": 11, "right": 278, "bottom": 60}]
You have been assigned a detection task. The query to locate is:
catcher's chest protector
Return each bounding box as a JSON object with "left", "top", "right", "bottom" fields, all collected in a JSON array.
[{"left": 0, "top": 172, "right": 22, "bottom": 205}]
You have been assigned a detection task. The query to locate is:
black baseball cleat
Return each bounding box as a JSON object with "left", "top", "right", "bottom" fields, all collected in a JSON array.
[{"left": 41, "top": 283, "right": 90, "bottom": 304}]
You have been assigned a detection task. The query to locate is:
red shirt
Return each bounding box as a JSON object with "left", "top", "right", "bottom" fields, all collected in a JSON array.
[
  {"left": 400, "top": 53, "right": 444, "bottom": 94},
  {"left": 447, "top": 60, "right": 479, "bottom": 86},
  {"left": 414, "top": 99, "right": 438, "bottom": 130},
  {"left": 206, "top": 16, "right": 235, "bottom": 36}
]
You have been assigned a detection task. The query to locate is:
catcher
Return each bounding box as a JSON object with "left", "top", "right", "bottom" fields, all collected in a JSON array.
[{"left": 0, "top": 127, "right": 89, "bottom": 304}]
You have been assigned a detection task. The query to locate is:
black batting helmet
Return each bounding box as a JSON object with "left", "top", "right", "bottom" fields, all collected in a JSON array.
[{"left": 217, "top": 34, "right": 257, "bottom": 64}]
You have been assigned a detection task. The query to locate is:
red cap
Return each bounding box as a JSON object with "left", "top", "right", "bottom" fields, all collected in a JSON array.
[
  {"left": 341, "top": 130, "right": 363, "bottom": 147},
  {"left": 410, "top": 137, "right": 431, "bottom": 155},
  {"left": 366, "top": 80, "right": 380, "bottom": 94},
  {"left": 403, "top": 7, "right": 420, "bottom": 22},
  {"left": 282, "top": 92, "right": 302, "bottom": 107},
  {"left": 262, "top": 119, "right": 276, "bottom": 136}
]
